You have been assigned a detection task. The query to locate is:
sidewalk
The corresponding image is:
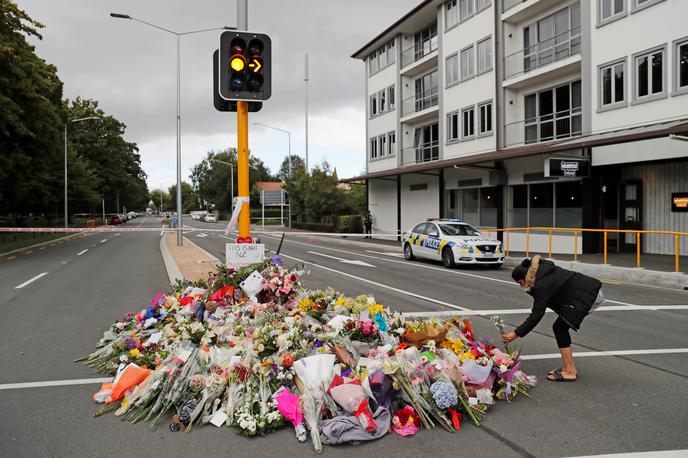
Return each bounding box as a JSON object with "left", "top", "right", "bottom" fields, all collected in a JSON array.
[{"left": 160, "top": 233, "right": 220, "bottom": 283}]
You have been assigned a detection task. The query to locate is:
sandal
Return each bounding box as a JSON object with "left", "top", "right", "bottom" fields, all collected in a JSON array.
[
  {"left": 547, "top": 368, "right": 576, "bottom": 382},
  {"left": 548, "top": 367, "right": 562, "bottom": 375}
]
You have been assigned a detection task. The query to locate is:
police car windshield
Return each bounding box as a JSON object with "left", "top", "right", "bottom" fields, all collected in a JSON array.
[{"left": 438, "top": 223, "right": 481, "bottom": 236}]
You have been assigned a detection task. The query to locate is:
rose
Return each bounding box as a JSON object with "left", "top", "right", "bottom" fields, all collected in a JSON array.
[{"left": 282, "top": 353, "right": 293, "bottom": 367}]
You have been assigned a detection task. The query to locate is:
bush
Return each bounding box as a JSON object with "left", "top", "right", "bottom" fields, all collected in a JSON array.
[
  {"left": 292, "top": 222, "right": 335, "bottom": 232},
  {"left": 336, "top": 215, "right": 364, "bottom": 233}
]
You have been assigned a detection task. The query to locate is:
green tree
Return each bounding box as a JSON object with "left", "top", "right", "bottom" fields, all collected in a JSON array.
[
  {"left": 276, "top": 155, "right": 306, "bottom": 181},
  {"left": 168, "top": 182, "right": 196, "bottom": 214},
  {"left": 0, "top": 0, "right": 64, "bottom": 220},
  {"left": 150, "top": 188, "right": 171, "bottom": 212}
]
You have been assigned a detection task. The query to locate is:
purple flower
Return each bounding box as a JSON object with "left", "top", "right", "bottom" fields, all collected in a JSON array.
[
  {"left": 123, "top": 337, "right": 138, "bottom": 350},
  {"left": 271, "top": 255, "right": 284, "bottom": 266},
  {"left": 151, "top": 291, "right": 166, "bottom": 309}
]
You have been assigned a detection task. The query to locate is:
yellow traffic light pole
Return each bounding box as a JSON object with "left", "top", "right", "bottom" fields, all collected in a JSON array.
[{"left": 236, "top": 100, "right": 251, "bottom": 243}]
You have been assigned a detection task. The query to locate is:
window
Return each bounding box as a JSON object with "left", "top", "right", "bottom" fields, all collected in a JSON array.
[
  {"left": 674, "top": 38, "right": 688, "bottom": 95},
  {"left": 369, "top": 138, "right": 377, "bottom": 159},
  {"left": 599, "top": 0, "right": 626, "bottom": 24},
  {"left": 633, "top": 45, "right": 666, "bottom": 103},
  {"left": 508, "top": 185, "right": 528, "bottom": 227},
  {"left": 386, "top": 40, "right": 395, "bottom": 65},
  {"left": 369, "top": 54, "right": 378, "bottom": 76},
  {"left": 369, "top": 94, "right": 377, "bottom": 117},
  {"left": 476, "top": 0, "right": 491, "bottom": 12},
  {"left": 413, "top": 123, "right": 439, "bottom": 163},
  {"left": 446, "top": 53, "right": 459, "bottom": 86},
  {"left": 632, "top": 0, "right": 665, "bottom": 13},
  {"left": 388, "top": 131, "right": 396, "bottom": 156},
  {"left": 378, "top": 89, "right": 386, "bottom": 113},
  {"left": 478, "top": 101, "right": 492, "bottom": 136},
  {"left": 462, "top": 188, "right": 479, "bottom": 225},
  {"left": 524, "top": 81, "right": 582, "bottom": 143},
  {"left": 447, "top": 111, "right": 459, "bottom": 142},
  {"left": 529, "top": 183, "right": 554, "bottom": 226},
  {"left": 461, "top": 106, "right": 475, "bottom": 139},
  {"left": 555, "top": 181, "right": 583, "bottom": 228},
  {"left": 378, "top": 135, "right": 387, "bottom": 158},
  {"left": 414, "top": 23, "right": 438, "bottom": 62},
  {"left": 599, "top": 59, "right": 626, "bottom": 109},
  {"left": 388, "top": 85, "right": 396, "bottom": 109},
  {"left": 477, "top": 37, "right": 492, "bottom": 74},
  {"left": 378, "top": 47, "right": 387, "bottom": 69},
  {"left": 523, "top": 2, "right": 580, "bottom": 74},
  {"left": 460, "top": 45, "right": 475, "bottom": 81},
  {"left": 368, "top": 40, "right": 395, "bottom": 76},
  {"left": 479, "top": 187, "right": 498, "bottom": 227},
  {"left": 446, "top": 0, "right": 458, "bottom": 29},
  {"left": 459, "top": 0, "right": 474, "bottom": 22}
]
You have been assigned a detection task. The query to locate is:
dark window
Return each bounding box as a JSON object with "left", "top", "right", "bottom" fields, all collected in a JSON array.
[
  {"left": 509, "top": 185, "right": 528, "bottom": 227},
  {"left": 651, "top": 51, "right": 663, "bottom": 94},
  {"left": 555, "top": 181, "right": 582, "bottom": 228},
  {"left": 680, "top": 43, "right": 688, "bottom": 88},
  {"left": 529, "top": 183, "right": 554, "bottom": 226},
  {"left": 480, "top": 187, "right": 498, "bottom": 227},
  {"left": 462, "top": 188, "right": 479, "bottom": 226}
]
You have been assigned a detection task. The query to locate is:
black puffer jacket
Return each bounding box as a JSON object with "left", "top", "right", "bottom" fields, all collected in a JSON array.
[{"left": 514, "top": 256, "right": 602, "bottom": 337}]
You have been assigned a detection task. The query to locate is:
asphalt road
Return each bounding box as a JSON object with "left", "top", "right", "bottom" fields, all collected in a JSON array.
[{"left": 1, "top": 217, "right": 686, "bottom": 457}]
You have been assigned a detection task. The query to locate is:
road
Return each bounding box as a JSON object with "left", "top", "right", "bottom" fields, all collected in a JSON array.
[{"left": 0, "top": 217, "right": 686, "bottom": 457}]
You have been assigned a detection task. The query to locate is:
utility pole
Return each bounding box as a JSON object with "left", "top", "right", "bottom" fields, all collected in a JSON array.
[
  {"left": 102, "top": 198, "right": 105, "bottom": 225},
  {"left": 304, "top": 53, "right": 309, "bottom": 172},
  {"left": 236, "top": 0, "right": 251, "bottom": 243}
]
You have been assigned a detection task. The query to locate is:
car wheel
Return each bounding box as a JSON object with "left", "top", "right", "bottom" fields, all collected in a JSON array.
[
  {"left": 489, "top": 263, "right": 503, "bottom": 270},
  {"left": 403, "top": 243, "right": 415, "bottom": 261},
  {"left": 442, "top": 247, "right": 456, "bottom": 268}
]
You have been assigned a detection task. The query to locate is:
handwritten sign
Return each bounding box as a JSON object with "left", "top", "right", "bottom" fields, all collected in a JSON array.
[{"left": 226, "top": 243, "right": 265, "bottom": 266}]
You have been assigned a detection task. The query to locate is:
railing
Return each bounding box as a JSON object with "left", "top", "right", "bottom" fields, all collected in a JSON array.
[
  {"left": 478, "top": 227, "right": 687, "bottom": 273},
  {"left": 401, "top": 87, "right": 439, "bottom": 116},
  {"left": 502, "top": 0, "right": 524, "bottom": 12},
  {"left": 402, "top": 141, "right": 439, "bottom": 165},
  {"left": 503, "top": 26, "right": 581, "bottom": 80},
  {"left": 401, "top": 37, "right": 438, "bottom": 68},
  {"left": 503, "top": 107, "right": 582, "bottom": 147}
]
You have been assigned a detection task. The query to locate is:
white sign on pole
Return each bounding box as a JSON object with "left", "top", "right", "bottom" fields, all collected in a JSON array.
[{"left": 226, "top": 243, "right": 265, "bottom": 266}]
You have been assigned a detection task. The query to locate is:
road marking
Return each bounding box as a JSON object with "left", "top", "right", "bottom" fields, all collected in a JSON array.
[
  {"left": 39, "top": 246, "right": 45, "bottom": 250},
  {"left": 403, "top": 304, "right": 688, "bottom": 318},
  {"left": 77, "top": 249, "right": 88, "bottom": 256},
  {"left": 100, "top": 239, "right": 107, "bottom": 243},
  {"left": 7, "top": 256, "right": 16, "bottom": 260},
  {"left": 521, "top": 348, "right": 688, "bottom": 361},
  {"left": 14, "top": 272, "right": 48, "bottom": 289},
  {"left": 366, "top": 250, "right": 405, "bottom": 258},
  {"left": 25, "top": 251, "right": 32, "bottom": 254},
  {"left": 280, "top": 252, "right": 470, "bottom": 312},
  {"left": 196, "top": 233, "right": 209, "bottom": 238},
  {"left": 0, "top": 377, "right": 111, "bottom": 391},
  {"left": 307, "top": 250, "right": 376, "bottom": 267},
  {"left": 115, "top": 233, "right": 121, "bottom": 237}
]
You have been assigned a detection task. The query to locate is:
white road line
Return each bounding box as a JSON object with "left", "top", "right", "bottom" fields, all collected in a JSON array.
[
  {"left": 0, "top": 377, "right": 111, "bottom": 390},
  {"left": 521, "top": 348, "right": 688, "bottom": 360},
  {"left": 307, "top": 251, "right": 344, "bottom": 261},
  {"left": 403, "top": 304, "right": 688, "bottom": 318},
  {"left": 100, "top": 239, "right": 107, "bottom": 243},
  {"left": 366, "top": 250, "right": 404, "bottom": 258},
  {"left": 14, "top": 272, "right": 48, "bottom": 289},
  {"left": 306, "top": 250, "right": 376, "bottom": 267},
  {"left": 115, "top": 233, "right": 121, "bottom": 237},
  {"left": 77, "top": 249, "right": 88, "bottom": 256},
  {"left": 280, "top": 252, "right": 471, "bottom": 312},
  {"left": 261, "top": 233, "right": 516, "bottom": 286}
]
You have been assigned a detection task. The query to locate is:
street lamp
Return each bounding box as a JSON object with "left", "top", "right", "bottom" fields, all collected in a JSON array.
[
  {"left": 252, "top": 122, "right": 292, "bottom": 227},
  {"left": 110, "top": 13, "right": 235, "bottom": 245},
  {"left": 209, "top": 158, "right": 234, "bottom": 216},
  {"left": 65, "top": 116, "right": 101, "bottom": 228}
]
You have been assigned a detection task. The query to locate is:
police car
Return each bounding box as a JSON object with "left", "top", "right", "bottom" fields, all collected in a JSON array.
[{"left": 402, "top": 218, "right": 504, "bottom": 269}]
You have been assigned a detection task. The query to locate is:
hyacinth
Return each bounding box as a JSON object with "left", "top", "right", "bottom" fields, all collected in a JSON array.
[
  {"left": 123, "top": 337, "right": 138, "bottom": 350},
  {"left": 430, "top": 381, "right": 458, "bottom": 410}
]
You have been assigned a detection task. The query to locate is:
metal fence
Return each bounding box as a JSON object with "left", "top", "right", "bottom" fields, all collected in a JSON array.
[
  {"left": 503, "top": 26, "right": 581, "bottom": 80},
  {"left": 401, "top": 38, "right": 438, "bottom": 68},
  {"left": 401, "top": 87, "right": 439, "bottom": 117},
  {"left": 504, "top": 107, "right": 582, "bottom": 147},
  {"left": 402, "top": 141, "right": 440, "bottom": 165}
]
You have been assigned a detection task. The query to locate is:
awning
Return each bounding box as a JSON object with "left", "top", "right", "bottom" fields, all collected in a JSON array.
[{"left": 341, "top": 118, "right": 688, "bottom": 183}]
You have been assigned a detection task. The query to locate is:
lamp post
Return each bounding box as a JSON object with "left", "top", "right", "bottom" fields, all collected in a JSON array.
[
  {"left": 209, "top": 158, "right": 234, "bottom": 217},
  {"left": 110, "top": 13, "right": 234, "bottom": 245},
  {"left": 252, "top": 123, "right": 292, "bottom": 227},
  {"left": 65, "top": 116, "right": 101, "bottom": 228}
]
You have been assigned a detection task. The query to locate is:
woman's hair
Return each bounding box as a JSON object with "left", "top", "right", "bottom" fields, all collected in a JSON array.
[{"left": 511, "top": 258, "right": 532, "bottom": 282}]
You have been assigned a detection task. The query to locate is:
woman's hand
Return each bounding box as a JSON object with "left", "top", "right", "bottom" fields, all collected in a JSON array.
[{"left": 501, "top": 331, "right": 518, "bottom": 344}]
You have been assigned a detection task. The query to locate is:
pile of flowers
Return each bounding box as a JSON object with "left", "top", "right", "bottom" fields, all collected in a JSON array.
[{"left": 80, "top": 258, "right": 536, "bottom": 452}]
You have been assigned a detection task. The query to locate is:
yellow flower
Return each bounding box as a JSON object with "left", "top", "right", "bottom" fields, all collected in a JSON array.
[
  {"left": 130, "top": 349, "right": 140, "bottom": 357},
  {"left": 368, "top": 303, "right": 384, "bottom": 316},
  {"left": 335, "top": 297, "right": 348, "bottom": 307},
  {"left": 460, "top": 351, "right": 475, "bottom": 361}
]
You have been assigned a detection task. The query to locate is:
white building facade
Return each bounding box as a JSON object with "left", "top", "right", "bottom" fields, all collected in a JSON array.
[{"left": 351, "top": 0, "right": 688, "bottom": 256}]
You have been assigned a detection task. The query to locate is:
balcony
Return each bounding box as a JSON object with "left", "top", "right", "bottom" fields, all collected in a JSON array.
[
  {"left": 503, "top": 26, "right": 581, "bottom": 86},
  {"left": 400, "top": 39, "right": 438, "bottom": 76},
  {"left": 401, "top": 88, "right": 439, "bottom": 121},
  {"left": 402, "top": 141, "right": 439, "bottom": 165},
  {"left": 504, "top": 107, "right": 582, "bottom": 148},
  {"left": 502, "top": 0, "right": 565, "bottom": 23}
]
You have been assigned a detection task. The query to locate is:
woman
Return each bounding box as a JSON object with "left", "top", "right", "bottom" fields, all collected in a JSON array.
[{"left": 501, "top": 255, "right": 604, "bottom": 382}]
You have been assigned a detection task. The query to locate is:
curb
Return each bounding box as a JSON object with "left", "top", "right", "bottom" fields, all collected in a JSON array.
[
  {"left": 159, "top": 235, "right": 183, "bottom": 284},
  {"left": 0, "top": 232, "right": 80, "bottom": 258},
  {"left": 504, "top": 257, "right": 688, "bottom": 290}
]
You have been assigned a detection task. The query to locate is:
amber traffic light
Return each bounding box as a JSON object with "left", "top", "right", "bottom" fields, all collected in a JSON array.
[{"left": 219, "top": 31, "right": 271, "bottom": 101}]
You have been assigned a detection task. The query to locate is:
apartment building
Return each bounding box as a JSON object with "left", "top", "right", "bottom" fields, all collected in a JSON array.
[{"left": 350, "top": 0, "right": 688, "bottom": 256}]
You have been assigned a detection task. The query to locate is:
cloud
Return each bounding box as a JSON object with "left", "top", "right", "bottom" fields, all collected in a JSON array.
[{"left": 18, "top": 0, "right": 419, "bottom": 188}]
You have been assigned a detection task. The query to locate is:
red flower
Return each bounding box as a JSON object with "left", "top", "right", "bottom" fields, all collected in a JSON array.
[{"left": 282, "top": 353, "right": 293, "bottom": 367}]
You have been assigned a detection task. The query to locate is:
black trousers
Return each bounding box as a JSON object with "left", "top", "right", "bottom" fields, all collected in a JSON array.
[{"left": 553, "top": 317, "right": 572, "bottom": 348}]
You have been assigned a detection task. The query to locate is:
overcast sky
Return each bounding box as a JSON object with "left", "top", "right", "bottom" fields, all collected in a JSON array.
[{"left": 17, "top": 0, "right": 418, "bottom": 191}]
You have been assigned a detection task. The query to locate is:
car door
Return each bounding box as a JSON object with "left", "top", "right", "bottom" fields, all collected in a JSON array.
[
  {"left": 408, "top": 223, "right": 429, "bottom": 259},
  {"left": 422, "top": 223, "right": 442, "bottom": 260}
]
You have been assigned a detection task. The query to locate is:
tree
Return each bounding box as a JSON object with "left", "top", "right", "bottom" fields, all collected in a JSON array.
[
  {"left": 277, "top": 155, "right": 306, "bottom": 181},
  {"left": 168, "top": 182, "right": 196, "bottom": 214},
  {"left": 150, "top": 189, "right": 171, "bottom": 213}
]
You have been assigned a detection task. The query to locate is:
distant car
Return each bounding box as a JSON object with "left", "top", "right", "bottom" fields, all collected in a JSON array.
[
  {"left": 107, "top": 215, "right": 123, "bottom": 225},
  {"left": 401, "top": 218, "right": 504, "bottom": 269},
  {"left": 203, "top": 214, "right": 217, "bottom": 223},
  {"left": 127, "top": 211, "right": 137, "bottom": 219}
]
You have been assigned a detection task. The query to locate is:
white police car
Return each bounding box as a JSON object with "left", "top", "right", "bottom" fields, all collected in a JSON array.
[{"left": 402, "top": 219, "right": 504, "bottom": 269}]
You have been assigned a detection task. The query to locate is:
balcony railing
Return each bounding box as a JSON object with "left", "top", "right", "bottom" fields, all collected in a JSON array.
[
  {"left": 504, "top": 107, "right": 582, "bottom": 147},
  {"left": 502, "top": 0, "right": 524, "bottom": 13},
  {"left": 503, "top": 26, "right": 581, "bottom": 80},
  {"left": 401, "top": 37, "right": 438, "bottom": 68},
  {"left": 401, "top": 88, "right": 439, "bottom": 117},
  {"left": 402, "top": 141, "right": 439, "bottom": 165}
]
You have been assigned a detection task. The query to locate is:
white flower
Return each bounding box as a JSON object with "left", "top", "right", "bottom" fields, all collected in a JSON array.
[
  {"left": 119, "top": 355, "right": 129, "bottom": 362},
  {"left": 499, "top": 364, "right": 509, "bottom": 373}
]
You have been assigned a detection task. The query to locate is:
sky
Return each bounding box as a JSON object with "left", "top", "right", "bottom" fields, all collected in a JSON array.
[{"left": 16, "top": 0, "right": 419, "bottom": 191}]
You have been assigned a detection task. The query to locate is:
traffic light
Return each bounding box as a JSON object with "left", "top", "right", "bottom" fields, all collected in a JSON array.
[
  {"left": 219, "top": 31, "right": 271, "bottom": 101},
  {"left": 213, "top": 50, "right": 262, "bottom": 112}
]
